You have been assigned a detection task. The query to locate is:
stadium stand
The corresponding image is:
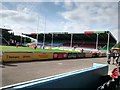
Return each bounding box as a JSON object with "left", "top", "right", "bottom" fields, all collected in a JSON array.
[
  {"left": 0, "top": 28, "right": 12, "bottom": 45},
  {"left": 23, "top": 31, "right": 117, "bottom": 53},
  {"left": 0, "top": 28, "right": 31, "bottom": 46}
]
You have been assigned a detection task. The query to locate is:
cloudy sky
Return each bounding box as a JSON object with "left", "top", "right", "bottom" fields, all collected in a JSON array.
[{"left": 0, "top": 0, "right": 119, "bottom": 41}]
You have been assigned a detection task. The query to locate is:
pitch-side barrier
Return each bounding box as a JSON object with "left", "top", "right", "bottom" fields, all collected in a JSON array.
[{"left": 2, "top": 52, "right": 106, "bottom": 62}]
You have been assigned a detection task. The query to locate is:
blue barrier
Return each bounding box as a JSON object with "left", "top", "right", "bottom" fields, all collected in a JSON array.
[{"left": 1, "top": 63, "right": 108, "bottom": 90}]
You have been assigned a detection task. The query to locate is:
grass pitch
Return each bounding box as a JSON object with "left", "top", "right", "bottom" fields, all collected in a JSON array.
[{"left": 1, "top": 46, "right": 78, "bottom": 53}]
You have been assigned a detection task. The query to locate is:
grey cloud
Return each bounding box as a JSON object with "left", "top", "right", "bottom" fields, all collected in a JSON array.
[
  {"left": 0, "top": 10, "right": 18, "bottom": 18},
  {"left": 0, "top": 10, "right": 37, "bottom": 23},
  {"left": 60, "top": 2, "right": 118, "bottom": 40},
  {"left": 61, "top": 2, "right": 118, "bottom": 25},
  {"left": 0, "top": 3, "right": 44, "bottom": 35},
  {"left": 10, "top": 13, "right": 37, "bottom": 23}
]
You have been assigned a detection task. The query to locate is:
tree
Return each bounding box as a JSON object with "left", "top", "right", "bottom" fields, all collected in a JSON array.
[{"left": 114, "top": 42, "right": 120, "bottom": 48}]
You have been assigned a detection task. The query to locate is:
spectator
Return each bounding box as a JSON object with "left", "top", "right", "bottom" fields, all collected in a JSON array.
[
  {"left": 107, "top": 50, "right": 112, "bottom": 64},
  {"left": 112, "top": 50, "right": 116, "bottom": 65},
  {"left": 16, "top": 42, "right": 19, "bottom": 48},
  {"left": 115, "top": 51, "right": 120, "bottom": 64},
  {"left": 34, "top": 45, "right": 37, "bottom": 49},
  {"left": 81, "top": 49, "right": 84, "bottom": 53}
]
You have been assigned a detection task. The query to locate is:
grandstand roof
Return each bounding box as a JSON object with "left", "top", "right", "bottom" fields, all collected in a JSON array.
[
  {"left": 23, "top": 31, "right": 116, "bottom": 43},
  {"left": 0, "top": 28, "right": 12, "bottom": 31}
]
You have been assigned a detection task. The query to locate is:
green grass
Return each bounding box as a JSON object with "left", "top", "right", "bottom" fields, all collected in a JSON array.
[{"left": 1, "top": 46, "right": 78, "bottom": 53}]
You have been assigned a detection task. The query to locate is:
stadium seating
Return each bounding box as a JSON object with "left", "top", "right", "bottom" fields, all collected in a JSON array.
[
  {"left": 63, "top": 43, "right": 96, "bottom": 49},
  {"left": 0, "top": 37, "right": 9, "bottom": 45}
]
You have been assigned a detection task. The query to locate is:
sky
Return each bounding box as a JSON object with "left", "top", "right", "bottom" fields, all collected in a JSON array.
[{"left": 0, "top": 0, "right": 119, "bottom": 41}]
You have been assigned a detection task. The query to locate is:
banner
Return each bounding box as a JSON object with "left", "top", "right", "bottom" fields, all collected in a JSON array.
[
  {"left": 77, "top": 53, "right": 85, "bottom": 58},
  {"left": 33, "top": 53, "right": 53, "bottom": 60},
  {"left": 53, "top": 53, "right": 68, "bottom": 59},
  {"left": 2, "top": 52, "right": 33, "bottom": 62},
  {"left": 0, "top": 52, "right": 3, "bottom": 62},
  {"left": 85, "top": 53, "right": 93, "bottom": 58},
  {"left": 67, "top": 53, "right": 77, "bottom": 59}
]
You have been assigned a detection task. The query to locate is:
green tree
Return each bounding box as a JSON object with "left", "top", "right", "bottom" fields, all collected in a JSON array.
[{"left": 115, "top": 42, "right": 120, "bottom": 48}]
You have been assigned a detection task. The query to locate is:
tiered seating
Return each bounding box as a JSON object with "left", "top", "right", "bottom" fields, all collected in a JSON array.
[
  {"left": 0, "top": 37, "right": 9, "bottom": 45},
  {"left": 63, "top": 43, "right": 95, "bottom": 49},
  {"left": 63, "top": 42, "right": 107, "bottom": 50},
  {"left": 80, "top": 44, "right": 96, "bottom": 48}
]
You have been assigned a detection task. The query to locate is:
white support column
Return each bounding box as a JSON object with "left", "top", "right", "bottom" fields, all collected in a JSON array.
[
  {"left": 20, "top": 34, "right": 22, "bottom": 44},
  {"left": 24, "top": 37, "right": 26, "bottom": 44},
  {"left": 107, "top": 32, "right": 110, "bottom": 58},
  {"left": 70, "top": 33, "right": 73, "bottom": 48},
  {"left": 51, "top": 33, "right": 54, "bottom": 47},
  {"left": 96, "top": 34, "right": 99, "bottom": 49},
  {"left": 43, "top": 33, "right": 45, "bottom": 47}
]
